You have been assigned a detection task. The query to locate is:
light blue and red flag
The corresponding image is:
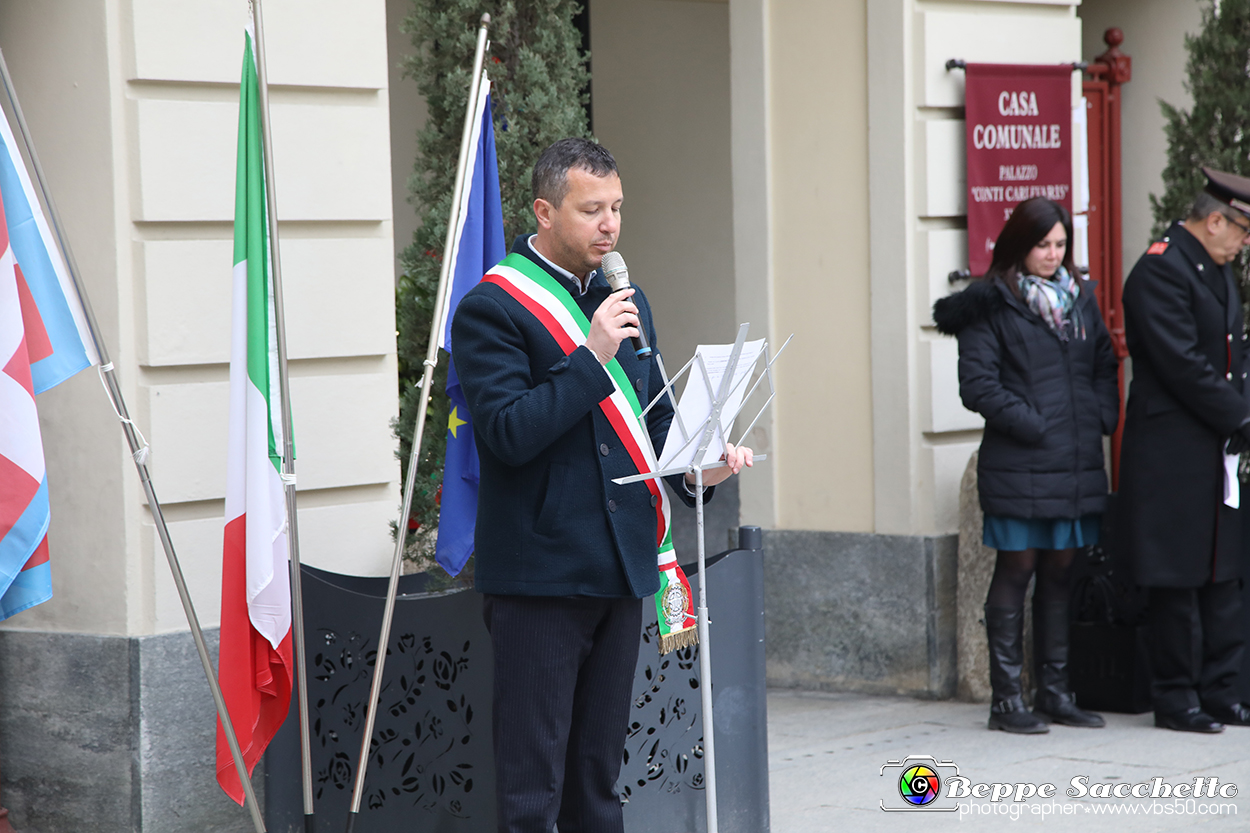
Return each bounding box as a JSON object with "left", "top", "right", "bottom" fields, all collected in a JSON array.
[
  {"left": 0, "top": 106, "right": 97, "bottom": 621},
  {"left": 434, "top": 76, "right": 505, "bottom": 577}
]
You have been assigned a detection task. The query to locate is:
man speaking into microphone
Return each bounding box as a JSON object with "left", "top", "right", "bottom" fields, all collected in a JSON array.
[{"left": 451, "top": 137, "right": 752, "bottom": 832}]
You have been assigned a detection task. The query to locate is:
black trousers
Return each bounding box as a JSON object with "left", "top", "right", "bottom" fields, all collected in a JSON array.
[
  {"left": 482, "top": 594, "right": 642, "bottom": 833},
  {"left": 1148, "top": 580, "right": 1245, "bottom": 714}
]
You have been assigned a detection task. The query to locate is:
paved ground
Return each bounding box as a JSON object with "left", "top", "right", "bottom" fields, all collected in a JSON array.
[{"left": 767, "top": 690, "right": 1250, "bottom": 832}]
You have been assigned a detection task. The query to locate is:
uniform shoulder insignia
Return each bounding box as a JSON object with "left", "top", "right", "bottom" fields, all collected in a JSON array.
[{"left": 1147, "top": 241, "right": 1169, "bottom": 255}]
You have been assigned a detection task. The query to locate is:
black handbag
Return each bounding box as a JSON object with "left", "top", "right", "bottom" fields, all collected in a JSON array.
[{"left": 1068, "top": 544, "right": 1152, "bottom": 714}]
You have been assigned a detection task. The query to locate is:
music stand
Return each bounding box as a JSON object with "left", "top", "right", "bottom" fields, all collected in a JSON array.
[{"left": 613, "top": 322, "right": 791, "bottom": 833}]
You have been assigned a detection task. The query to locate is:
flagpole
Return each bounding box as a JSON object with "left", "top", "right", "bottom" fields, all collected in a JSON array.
[
  {"left": 0, "top": 48, "right": 267, "bottom": 833},
  {"left": 344, "top": 13, "right": 492, "bottom": 832},
  {"left": 247, "top": 2, "right": 314, "bottom": 830}
]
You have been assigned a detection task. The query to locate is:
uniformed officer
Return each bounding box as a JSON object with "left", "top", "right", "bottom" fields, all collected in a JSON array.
[{"left": 1119, "top": 167, "right": 1250, "bottom": 733}]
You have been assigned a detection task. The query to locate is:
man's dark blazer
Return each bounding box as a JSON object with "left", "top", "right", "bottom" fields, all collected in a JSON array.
[
  {"left": 1119, "top": 222, "right": 1249, "bottom": 587},
  {"left": 450, "top": 235, "right": 705, "bottom": 599}
]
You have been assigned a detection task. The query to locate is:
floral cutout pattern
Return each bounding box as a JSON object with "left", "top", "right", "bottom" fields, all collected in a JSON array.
[
  {"left": 618, "top": 618, "right": 706, "bottom": 803},
  {"left": 308, "top": 626, "right": 483, "bottom": 821}
]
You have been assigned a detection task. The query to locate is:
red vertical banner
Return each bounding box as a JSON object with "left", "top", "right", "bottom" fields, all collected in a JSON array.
[{"left": 965, "top": 64, "right": 1073, "bottom": 276}]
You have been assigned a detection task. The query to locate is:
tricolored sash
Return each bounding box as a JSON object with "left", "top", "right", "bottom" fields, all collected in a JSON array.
[{"left": 483, "top": 252, "right": 697, "bottom": 653}]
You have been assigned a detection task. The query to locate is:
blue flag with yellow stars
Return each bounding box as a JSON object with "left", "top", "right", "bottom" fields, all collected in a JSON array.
[{"left": 434, "top": 79, "right": 504, "bottom": 577}]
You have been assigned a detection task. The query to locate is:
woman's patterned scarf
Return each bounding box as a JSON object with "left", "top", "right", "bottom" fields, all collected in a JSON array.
[{"left": 1019, "top": 266, "right": 1085, "bottom": 341}]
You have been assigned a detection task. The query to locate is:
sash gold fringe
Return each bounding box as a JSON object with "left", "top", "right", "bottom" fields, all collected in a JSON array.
[{"left": 658, "top": 627, "right": 699, "bottom": 655}]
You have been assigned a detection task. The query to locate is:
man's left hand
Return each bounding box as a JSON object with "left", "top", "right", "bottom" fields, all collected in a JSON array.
[{"left": 685, "top": 443, "right": 754, "bottom": 489}]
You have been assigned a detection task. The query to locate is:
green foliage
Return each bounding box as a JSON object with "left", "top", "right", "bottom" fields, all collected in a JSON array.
[
  {"left": 394, "top": 0, "right": 591, "bottom": 564},
  {"left": 1151, "top": 0, "right": 1250, "bottom": 285}
]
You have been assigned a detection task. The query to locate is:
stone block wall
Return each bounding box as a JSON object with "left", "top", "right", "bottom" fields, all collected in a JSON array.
[
  {"left": 763, "top": 530, "right": 957, "bottom": 698},
  {"left": 0, "top": 629, "right": 260, "bottom": 833},
  {"left": 956, "top": 451, "right": 1034, "bottom": 704}
]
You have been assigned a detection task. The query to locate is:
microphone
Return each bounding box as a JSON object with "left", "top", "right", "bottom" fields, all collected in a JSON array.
[{"left": 600, "top": 251, "right": 652, "bottom": 359}]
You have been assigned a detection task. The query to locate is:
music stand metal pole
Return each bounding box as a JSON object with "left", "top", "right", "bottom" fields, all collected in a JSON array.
[
  {"left": 688, "top": 324, "right": 749, "bottom": 833},
  {"left": 692, "top": 462, "right": 718, "bottom": 833},
  {"left": 344, "top": 14, "right": 492, "bottom": 832},
  {"left": 0, "top": 47, "right": 266, "bottom": 833}
]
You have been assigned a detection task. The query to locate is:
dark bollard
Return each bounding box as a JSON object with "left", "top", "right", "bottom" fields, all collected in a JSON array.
[
  {"left": 622, "top": 525, "right": 770, "bottom": 832},
  {"left": 703, "top": 525, "right": 769, "bottom": 833}
]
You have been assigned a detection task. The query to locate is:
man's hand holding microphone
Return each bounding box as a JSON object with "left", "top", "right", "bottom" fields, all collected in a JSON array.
[
  {"left": 586, "top": 251, "right": 651, "bottom": 366},
  {"left": 587, "top": 250, "right": 751, "bottom": 489}
]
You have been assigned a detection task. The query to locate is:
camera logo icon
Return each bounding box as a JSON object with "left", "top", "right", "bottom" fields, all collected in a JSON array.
[
  {"left": 900, "top": 763, "right": 940, "bottom": 805},
  {"left": 880, "top": 755, "right": 959, "bottom": 812}
]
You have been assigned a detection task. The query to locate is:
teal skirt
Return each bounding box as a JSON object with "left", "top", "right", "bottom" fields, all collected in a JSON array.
[{"left": 982, "top": 514, "right": 1101, "bottom": 550}]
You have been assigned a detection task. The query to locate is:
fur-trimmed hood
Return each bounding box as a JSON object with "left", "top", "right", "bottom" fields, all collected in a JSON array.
[{"left": 932, "top": 278, "right": 1006, "bottom": 336}]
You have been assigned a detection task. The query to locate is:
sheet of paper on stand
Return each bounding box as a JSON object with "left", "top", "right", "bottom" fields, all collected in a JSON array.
[{"left": 658, "top": 338, "right": 765, "bottom": 470}]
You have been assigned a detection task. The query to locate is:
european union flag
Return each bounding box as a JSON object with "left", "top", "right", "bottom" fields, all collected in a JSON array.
[{"left": 435, "top": 79, "right": 505, "bottom": 577}]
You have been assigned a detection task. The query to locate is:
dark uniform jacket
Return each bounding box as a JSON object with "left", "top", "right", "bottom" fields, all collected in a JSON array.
[
  {"left": 934, "top": 276, "right": 1119, "bottom": 519},
  {"left": 450, "top": 235, "right": 705, "bottom": 599},
  {"left": 1119, "top": 222, "right": 1249, "bottom": 587}
]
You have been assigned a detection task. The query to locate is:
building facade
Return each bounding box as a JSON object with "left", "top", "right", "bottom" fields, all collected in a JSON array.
[
  {"left": 0, "top": 0, "right": 1200, "bottom": 829},
  {"left": 0, "top": 1, "right": 400, "bottom": 829}
]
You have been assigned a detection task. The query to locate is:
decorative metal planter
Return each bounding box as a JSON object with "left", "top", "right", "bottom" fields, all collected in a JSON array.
[{"left": 265, "top": 528, "right": 768, "bottom": 833}]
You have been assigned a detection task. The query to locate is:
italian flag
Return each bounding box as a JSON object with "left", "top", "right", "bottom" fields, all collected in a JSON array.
[{"left": 215, "top": 25, "right": 293, "bottom": 805}]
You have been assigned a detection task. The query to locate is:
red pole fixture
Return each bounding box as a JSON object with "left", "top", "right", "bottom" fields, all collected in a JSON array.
[
  {"left": 0, "top": 755, "right": 18, "bottom": 833},
  {"left": 1083, "top": 28, "right": 1131, "bottom": 488}
]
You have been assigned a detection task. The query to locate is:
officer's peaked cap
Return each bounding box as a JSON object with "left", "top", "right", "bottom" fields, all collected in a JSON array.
[{"left": 1202, "top": 166, "right": 1250, "bottom": 218}]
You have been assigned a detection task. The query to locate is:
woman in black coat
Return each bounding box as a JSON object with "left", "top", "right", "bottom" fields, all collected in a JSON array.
[{"left": 934, "top": 198, "right": 1120, "bottom": 734}]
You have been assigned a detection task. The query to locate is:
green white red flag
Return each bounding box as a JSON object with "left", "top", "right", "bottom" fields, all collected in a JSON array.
[{"left": 215, "top": 24, "right": 293, "bottom": 805}]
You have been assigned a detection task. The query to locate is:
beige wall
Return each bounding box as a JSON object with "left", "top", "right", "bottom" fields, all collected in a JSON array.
[
  {"left": 590, "top": 0, "right": 736, "bottom": 374},
  {"left": 592, "top": 0, "right": 878, "bottom": 535},
  {"left": 0, "top": 0, "right": 132, "bottom": 634},
  {"left": 593, "top": 0, "right": 1086, "bottom": 537},
  {"left": 1078, "top": 0, "right": 1202, "bottom": 268},
  {"left": 387, "top": 0, "right": 426, "bottom": 281},
  {"left": 591, "top": 0, "right": 768, "bottom": 527},
  {"left": 728, "top": 0, "right": 776, "bottom": 528},
  {"left": 769, "top": 0, "right": 875, "bottom": 532},
  {"left": 870, "top": 0, "right": 1082, "bottom": 536},
  {"left": 1, "top": 0, "right": 400, "bottom": 637}
]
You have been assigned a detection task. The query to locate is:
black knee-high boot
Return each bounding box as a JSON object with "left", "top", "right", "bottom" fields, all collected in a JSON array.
[
  {"left": 1031, "top": 597, "right": 1105, "bottom": 727},
  {"left": 985, "top": 605, "right": 1048, "bottom": 734}
]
